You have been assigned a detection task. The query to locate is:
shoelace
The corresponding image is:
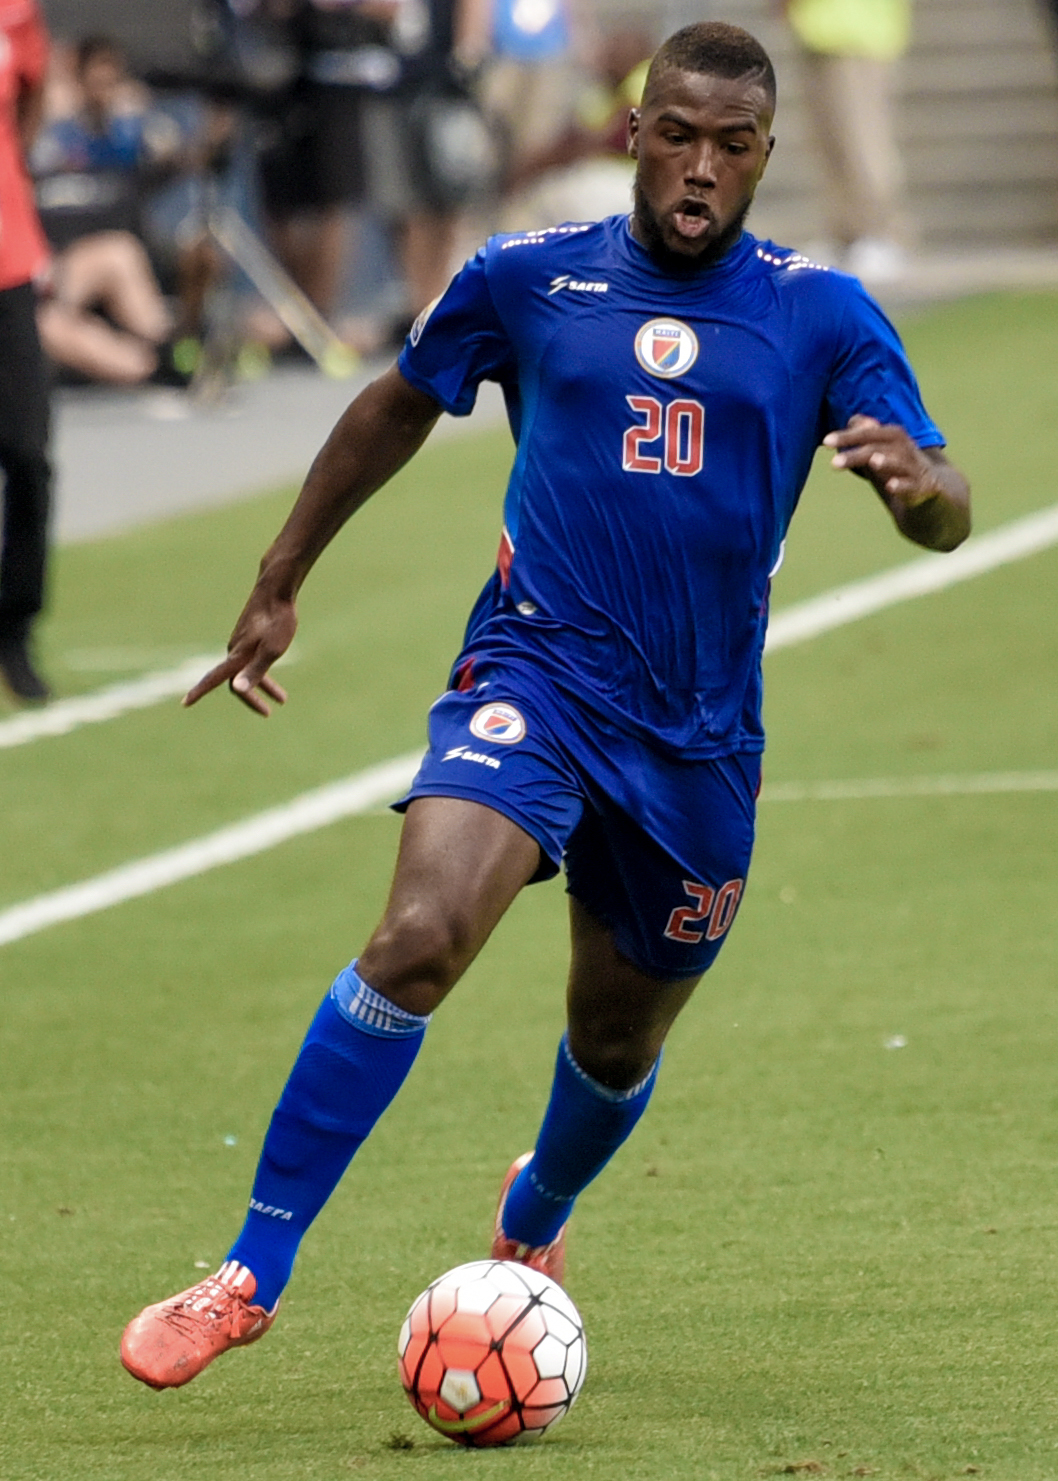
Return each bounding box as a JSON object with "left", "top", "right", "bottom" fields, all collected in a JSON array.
[{"left": 158, "top": 1278, "right": 249, "bottom": 1338}]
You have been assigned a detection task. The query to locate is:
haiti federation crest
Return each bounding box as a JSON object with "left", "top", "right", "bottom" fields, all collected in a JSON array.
[
  {"left": 469, "top": 702, "right": 527, "bottom": 745},
  {"left": 634, "top": 318, "right": 699, "bottom": 379}
]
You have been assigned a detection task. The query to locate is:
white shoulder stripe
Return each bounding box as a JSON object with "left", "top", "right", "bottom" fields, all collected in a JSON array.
[{"left": 756, "top": 246, "right": 831, "bottom": 273}]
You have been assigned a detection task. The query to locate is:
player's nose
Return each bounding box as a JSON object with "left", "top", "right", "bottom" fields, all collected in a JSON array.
[{"left": 684, "top": 141, "right": 719, "bottom": 186}]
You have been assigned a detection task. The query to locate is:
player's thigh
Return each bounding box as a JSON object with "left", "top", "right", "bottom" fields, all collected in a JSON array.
[
  {"left": 358, "top": 796, "right": 541, "bottom": 1014},
  {"left": 363, "top": 674, "right": 586, "bottom": 1011}
]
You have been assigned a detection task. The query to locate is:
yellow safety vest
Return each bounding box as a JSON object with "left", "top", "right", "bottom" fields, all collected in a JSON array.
[{"left": 786, "top": 0, "right": 911, "bottom": 59}]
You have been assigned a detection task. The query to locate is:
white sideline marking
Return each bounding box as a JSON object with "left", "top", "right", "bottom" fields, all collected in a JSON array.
[
  {"left": 762, "top": 770, "right": 1058, "bottom": 802},
  {"left": 766, "top": 502, "right": 1058, "bottom": 650},
  {"left": 5, "top": 501, "right": 1058, "bottom": 946},
  {"left": 4, "top": 502, "right": 1058, "bottom": 751},
  {"left": 3, "top": 762, "right": 1057, "bottom": 951},
  {"left": 0, "top": 752, "right": 422, "bottom": 947},
  {"left": 0, "top": 656, "right": 220, "bottom": 750}
]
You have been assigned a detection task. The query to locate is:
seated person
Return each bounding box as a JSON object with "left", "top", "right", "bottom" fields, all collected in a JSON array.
[
  {"left": 36, "top": 230, "right": 185, "bottom": 386},
  {"left": 31, "top": 36, "right": 196, "bottom": 385}
]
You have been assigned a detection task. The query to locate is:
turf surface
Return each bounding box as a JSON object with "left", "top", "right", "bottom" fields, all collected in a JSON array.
[{"left": 2, "top": 292, "right": 1058, "bottom": 1479}]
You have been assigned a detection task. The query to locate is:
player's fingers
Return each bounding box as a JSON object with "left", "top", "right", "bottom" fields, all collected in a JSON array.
[
  {"left": 229, "top": 674, "right": 274, "bottom": 717},
  {"left": 822, "top": 415, "right": 882, "bottom": 448},
  {"left": 229, "top": 650, "right": 289, "bottom": 716},
  {"left": 829, "top": 442, "right": 881, "bottom": 470},
  {"left": 884, "top": 473, "right": 941, "bottom": 502},
  {"left": 182, "top": 656, "right": 242, "bottom": 707}
]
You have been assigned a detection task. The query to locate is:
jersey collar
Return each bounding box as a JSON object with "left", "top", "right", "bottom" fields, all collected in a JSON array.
[{"left": 615, "top": 215, "right": 757, "bottom": 288}]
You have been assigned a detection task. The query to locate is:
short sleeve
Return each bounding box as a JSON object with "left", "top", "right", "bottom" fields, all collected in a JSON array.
[
  {"left": 825, "top": 280, "right": 944, "bottom": 448},
  {"left": 398, "top": 246, "right": 516, "bottom": 418}
]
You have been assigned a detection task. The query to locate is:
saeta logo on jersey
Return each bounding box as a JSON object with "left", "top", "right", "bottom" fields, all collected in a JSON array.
[
  {"left": 634, "top": 318, "right": 699, "bottom": 379},
  {"left": 469, "top": 703, "right": 527, "bottom": 745}
]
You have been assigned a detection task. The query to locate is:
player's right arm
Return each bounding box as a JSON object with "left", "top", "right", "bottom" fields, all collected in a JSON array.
[{"left": 184, "top": 365, "right": 443, "bottom": 716}]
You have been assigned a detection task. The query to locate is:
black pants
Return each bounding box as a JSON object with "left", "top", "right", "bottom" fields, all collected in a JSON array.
[{"left": 0, "top": 280, "right": 51, "bottom": 643}]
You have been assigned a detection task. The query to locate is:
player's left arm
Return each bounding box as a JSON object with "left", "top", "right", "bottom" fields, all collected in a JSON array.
[{"left": 823, "top": 414, "right": 971, "bottom": 552}]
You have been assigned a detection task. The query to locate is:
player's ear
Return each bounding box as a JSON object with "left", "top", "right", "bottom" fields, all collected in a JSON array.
[
  {"left": 760, "top": 134, "right": 775, "bottom": 177},
  {"left": 627, "top": 107, "right": 640, "bottom": 159}
]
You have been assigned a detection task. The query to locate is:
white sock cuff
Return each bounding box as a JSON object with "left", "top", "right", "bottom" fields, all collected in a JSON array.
[
  {"left": 561, "top": 1033, "right": 661, "bottom": 1103},
  {"left": 331, "top": 962, "right": 432, "bottom": 1038}
]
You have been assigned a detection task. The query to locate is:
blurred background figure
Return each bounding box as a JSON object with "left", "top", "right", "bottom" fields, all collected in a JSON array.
[
  {"left": 251, "top": 0, "right": 497, "bottom": 354},
  {"left": 32, "top": 35, "right": 214, "bottom": 385},
  {"left": 782, "top": 0, "right": 912, "bottom": 282},
  {"left": 0, "top": 0, "right": 53, "bottom": 701},
  {"left": 481, "top": 0, "right": 578, "bottom": 227},
  {"left": 497, "top": 21, "right": 650, "bottom": 231},
  {"left": 252, "top": 0, "right": 400, "bottom": 350},
  {"left": 356, "top": 0, "right": 497, "bottom": 342}
]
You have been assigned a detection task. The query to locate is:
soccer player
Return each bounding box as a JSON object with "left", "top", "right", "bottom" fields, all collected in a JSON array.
[{"left": 121, "top": 21, "right": 970, "bottom": 1390}]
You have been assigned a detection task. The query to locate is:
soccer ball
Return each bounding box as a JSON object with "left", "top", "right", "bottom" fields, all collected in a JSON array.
[{"left": 397, "top": 1259, "right": 587, "bottom": 1446}]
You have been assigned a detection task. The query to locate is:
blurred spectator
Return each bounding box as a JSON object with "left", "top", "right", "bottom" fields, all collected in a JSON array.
[
  {"left": 482, "top": 0, "right": 577, "bottom": 173},
  {"left": 782, "top": 0, "right": 911, "bottom": 282},
  {"left": 36, "top": 231, "right": 188, "bottom": 386},
  {"left": 362, "top": 0, "right": 498, "bottom": 332},
  {"left": 254, "top": 0, "right": 403, "bottom": 340},
  {"left": 32, "top": 35, "right": 184, "bottom": 250},
  {"left": 0, "top": 0, "right": 53, "bottom": 701},
  {"left": 498, "top": 23, "right": 650, "bottom": 230},
  {"left": 31, "top": 36, "right": 220, "bottom": 385},
  {"left": 250, "top": 0, "right": 497, "bottom": 351}
]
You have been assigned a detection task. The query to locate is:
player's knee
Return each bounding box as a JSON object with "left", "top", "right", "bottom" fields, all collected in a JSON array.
[
  {"left": 359, "top": 899, "right": 477, "bottom": 1014},
  {"left": 567, "top": 1024, "right": 662, "bottom": 1093}
]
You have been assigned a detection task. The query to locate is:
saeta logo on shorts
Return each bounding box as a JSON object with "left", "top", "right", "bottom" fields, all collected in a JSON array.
[{"left": 469, "top": 702, "right": 527, "bottom": 745}]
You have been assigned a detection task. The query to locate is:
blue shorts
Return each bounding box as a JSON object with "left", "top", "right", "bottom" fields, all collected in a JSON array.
[{"left": 394, "top": 661, "right": 760, "bottom": 980}]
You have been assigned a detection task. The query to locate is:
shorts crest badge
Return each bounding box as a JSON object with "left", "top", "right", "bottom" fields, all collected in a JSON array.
[
  {"left": 634, "top": 318, "right": 699, "bottom": 379},
  {"left": 469, "top": 702, "right": 527, "bottom": 745}
]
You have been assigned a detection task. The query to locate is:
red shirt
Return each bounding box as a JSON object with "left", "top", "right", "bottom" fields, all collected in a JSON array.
[{"left": 0, "top": 0, "right": 48, "bottom": 290}]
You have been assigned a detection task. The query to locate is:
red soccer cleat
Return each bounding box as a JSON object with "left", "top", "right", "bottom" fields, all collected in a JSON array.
[
  {"left": 490, "top": 1151, "right": 568, "bottom": 1286},
  {"left": 120, "top": 1260, "right": 278, "bottom": 1390}
]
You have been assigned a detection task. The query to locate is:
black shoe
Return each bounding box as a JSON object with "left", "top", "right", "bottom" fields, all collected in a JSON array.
[
  {"left": 0, "top": 636, "right": 50, "bottom": 702},
  {"left": 149, "top": 338, "right": 197, "bottom": 389}
]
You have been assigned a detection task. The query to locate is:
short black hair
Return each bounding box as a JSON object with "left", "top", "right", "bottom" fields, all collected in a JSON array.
[
  {"left": 76, "top": 35, "right": 126, "bottom": 74},
  {"left": 643, "top": 22, "right": 776, "bottom": 109}
]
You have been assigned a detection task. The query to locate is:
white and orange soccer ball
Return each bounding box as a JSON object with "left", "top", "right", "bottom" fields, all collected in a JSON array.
[{"left": 397, "top": 1259, "right": 587, "bottom": 1447}]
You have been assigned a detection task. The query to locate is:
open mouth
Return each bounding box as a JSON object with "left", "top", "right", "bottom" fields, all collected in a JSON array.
[{"left": 671, "top": 198, "right": 714, "bottom": 240}]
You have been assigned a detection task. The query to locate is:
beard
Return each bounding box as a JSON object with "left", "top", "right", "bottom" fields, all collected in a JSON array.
[{"left": 632, "top": 181, "right": 753, "bottom": 274}]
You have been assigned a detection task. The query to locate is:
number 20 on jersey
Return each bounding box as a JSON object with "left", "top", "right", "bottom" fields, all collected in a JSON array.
[{"left": 623, "top": 395, "right": 705, "bottom": 477}]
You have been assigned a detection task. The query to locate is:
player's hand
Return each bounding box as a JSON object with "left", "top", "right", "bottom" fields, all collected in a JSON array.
[
  {"left": 183, "top": 594, "right": 296, "bottom": 717},
  {"left": 823, "top": 415, "right": 943, "bottom": 506}
]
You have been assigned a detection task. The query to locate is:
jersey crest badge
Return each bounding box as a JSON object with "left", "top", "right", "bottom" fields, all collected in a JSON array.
[
  {"left": 634, "top": 318, "right": 699, "bottom": 379},
  {"left": 469, "top": 702, "right": 527, "bottom": 745}
]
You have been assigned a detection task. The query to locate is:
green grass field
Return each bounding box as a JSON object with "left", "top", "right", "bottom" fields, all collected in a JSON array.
[{"left": 3, "top": 292, "right": 1058, "bottom": 1480}]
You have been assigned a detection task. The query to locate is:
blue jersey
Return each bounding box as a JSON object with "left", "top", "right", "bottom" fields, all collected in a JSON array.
[{"left": 398, "top": 215, "right": 942, "bottom": 759}]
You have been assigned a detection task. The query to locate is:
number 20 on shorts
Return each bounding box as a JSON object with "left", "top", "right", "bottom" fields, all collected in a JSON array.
[
  {"left": 665, "top": 878, "right": 744, "bottom": 944},
  {"left": 623, "top": 395, "right": 705, "bottom": 476}
]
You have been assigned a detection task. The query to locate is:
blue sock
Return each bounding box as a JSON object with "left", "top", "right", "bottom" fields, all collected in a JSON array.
[
  {"left": 501, "top": 1033, "right": 661, "bottom": 1247},
  {"left": 225, "top": 963, "right": 429, "bottom": 1309}
]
